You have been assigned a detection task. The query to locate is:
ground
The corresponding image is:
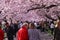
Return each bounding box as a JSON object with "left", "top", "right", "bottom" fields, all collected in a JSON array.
[{"left": 4, "top": 29, "right": 54, "bottom": 40}]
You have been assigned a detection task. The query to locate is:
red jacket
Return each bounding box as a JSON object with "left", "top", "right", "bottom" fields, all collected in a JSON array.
[
  {"left": 0, "top": 29, "right": 4, "bottom": 40},
  {"left": 17, "top": 26, "right": 29, "bottom": 40}
]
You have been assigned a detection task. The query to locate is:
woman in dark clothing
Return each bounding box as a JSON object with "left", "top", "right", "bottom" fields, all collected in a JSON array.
[
  {"left": 5, "top": 23, "right": 14, "bottom": 40},
  {"left": 14, "top": 23, "right": 18, "bottom": 37}
]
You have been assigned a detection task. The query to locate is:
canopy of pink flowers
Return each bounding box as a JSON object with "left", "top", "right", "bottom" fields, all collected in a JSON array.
[{"left": 0, "top": 0, "right": 60, "bottom": 22}]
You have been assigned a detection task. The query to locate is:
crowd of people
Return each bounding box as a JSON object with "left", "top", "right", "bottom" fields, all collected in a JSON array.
[{"left": 0, "top": 19, "right": 60, "bottom": 40}]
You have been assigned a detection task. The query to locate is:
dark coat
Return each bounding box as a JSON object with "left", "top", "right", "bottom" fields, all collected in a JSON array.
[
  {"left": 5, "top": 26, "right": 14, "bottom": 40},
  {"left": 14, "top": 23, "right": 18, "bottom": 33}
]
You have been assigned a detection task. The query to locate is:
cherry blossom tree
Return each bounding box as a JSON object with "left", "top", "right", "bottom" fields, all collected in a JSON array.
[{"left": 0, "top": 0, "right": 60, "bottom": 22}]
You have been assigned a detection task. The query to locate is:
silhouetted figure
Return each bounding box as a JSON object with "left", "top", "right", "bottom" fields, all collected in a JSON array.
[
  {"left": 10, "top": 23, "right": 15, "bottom": 36},
  {"left": 18, "top": 21, "right": 23, "bottom": 29},
  {"left": 50, "top": 22, "right": 54, "bottom": 35},
  {"left": 5, "top": 23, "right": 14, "bottom": 40},
  {"left": 14, "top": 23, "right": 18, "bottom": 37},
  {"left": 40, "top": 21, "right": 45, "bottom": 32}
]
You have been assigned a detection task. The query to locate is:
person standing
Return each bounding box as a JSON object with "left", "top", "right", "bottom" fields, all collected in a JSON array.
[
  {"left": 14, "top": 22, "right": 18, "bottom": 37},
  {"left": 0, "top": 25, "right": 4, "bottom": 40},
  {"left": 17, "top": 23, "right": 29, "bottom": 40},
  {"left": 28, "top": 23, "right": 41, "bottom": 40},
  {"left": 55, "top": 19, "right": 60, "bottom": 40},
  {"left": 18, "top": 21, "right": 23, "bottom": 29},
  {"left": 41, "top": 21, "right": 45, "bottom": 32},
  {"left": 5, "top": 22, "right": 14, "bottom": 40},
  {"left": 50, "top": 22, "right": 54, "bottom": 35}
]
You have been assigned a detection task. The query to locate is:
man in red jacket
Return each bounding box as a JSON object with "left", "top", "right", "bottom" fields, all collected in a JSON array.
[
  {"left": 0, "top": 25, "right": 4, "bottom": 40},
  {"left": 17, "top": 23, "right": 29, "bottom": 40}
]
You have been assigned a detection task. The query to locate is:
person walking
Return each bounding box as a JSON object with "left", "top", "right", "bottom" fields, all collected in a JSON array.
[
  {"left": 14, "top": 22, "right": 18, "bottom": 37},
  {"left": 5, "top": 22, "right": 14, "bottom": 40},
  {"left": 0, "top": 25, "right": 4, "bottom": 40},
  {"left": 17, "top": 23, "right": 29, "bottom": 40},
  {"left": 50, "top": 22, "right": 54, "bottom": 35},
  {"left": 28, "top": 23, "right": 41, "bottom": 40}
]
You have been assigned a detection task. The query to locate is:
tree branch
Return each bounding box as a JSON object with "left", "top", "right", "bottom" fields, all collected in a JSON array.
[
  {"left": 27, "top": 4, "right": 58, "bottom": 13},
  {"left": 45, "top": 14, "right": 56, "bottom": 21},
  {"left": 27, "top": 5, "right": 46, "bottom": 13}
]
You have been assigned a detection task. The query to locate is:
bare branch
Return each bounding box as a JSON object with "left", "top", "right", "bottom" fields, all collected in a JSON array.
[
  {"left": 27, "top": 4, "right": 58, "bottom": 13},
  {"left": 45, "top": 14, "right": 56, "bottom": 21},
  {"left": 27, "top": 5, "right": 46, "bottom": 13}
]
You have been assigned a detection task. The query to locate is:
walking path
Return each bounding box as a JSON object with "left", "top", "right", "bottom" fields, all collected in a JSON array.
[
  {"left": 40, "top": 32, "right": 54, "bottom": 40},
  {"left": 4, "top": 29, "right": 54, "bottom": 40}
]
